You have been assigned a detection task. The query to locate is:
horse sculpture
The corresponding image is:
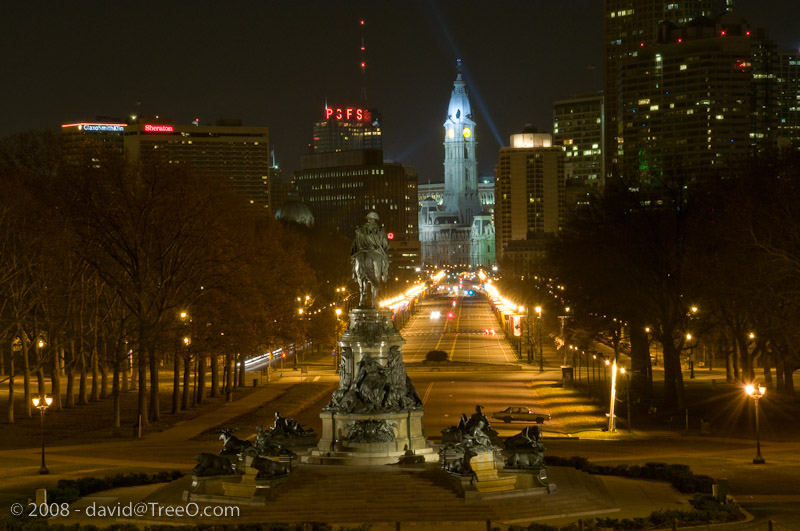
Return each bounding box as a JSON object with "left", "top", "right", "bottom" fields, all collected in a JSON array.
[{"left": 351, "top": 212, "right": 390, "bottom": 307}]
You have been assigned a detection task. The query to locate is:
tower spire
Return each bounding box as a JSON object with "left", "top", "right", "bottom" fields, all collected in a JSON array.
[{"left": 359, "top": 18, "right": 368, "bottom": 104}]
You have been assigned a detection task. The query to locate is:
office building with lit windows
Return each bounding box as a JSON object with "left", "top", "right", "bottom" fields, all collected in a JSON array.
[
  {"left": 776, "top": 50, "right": 800, "bottom": 150},
  {"left": 618, "top": 14, "right": 777, "bottom": 180},
  {"left": 311, "top": 106, "right": 382, "bottom": 153},
  {"left": 293, "top": 149, "right": 420, "bottom": 273},
  {"left": 603, "top": 0, "right": 733, "bottom": 177},
  {"left": 122, "top": 120, "right": 271, "bottom": 215},
  {"left": 60, "top": 120, "right": 127, "bottom": 166},
  {"left": 494, "top": 132, "right": 565, "bottom": 275},
  {"left": 553, "top": 94, "right": 604, "bottom": 210}
]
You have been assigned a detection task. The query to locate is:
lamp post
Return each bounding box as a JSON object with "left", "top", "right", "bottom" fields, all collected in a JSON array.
[
  {"left": 558, "top": 308, "right": 571, "bottom": 366},
  {"left": 516, "top": 306, "right": 525, "bottom": 357},
  {"left": 745, "top": 384, "right": 766, "bottom": 464},
  {"left": 335, "top": 308, "right": 343, "bottom": 369},
  {"left": 535, "top": 306, "right": 543, "bottom": 372},
  {"left": 620, "top": 367, "right": 631, "bottom": 433},
  {"left": 525, "top": 306, "right": 533, "bottom": 364},
  {"left": 606, "top": 358, "right": 617, "bottom": 432},
  {"left": 686, "top": 333, "right": 695, "bottom": 379},
  {"left": 32, "top": 395, "right": 53, "bottom": 474}
]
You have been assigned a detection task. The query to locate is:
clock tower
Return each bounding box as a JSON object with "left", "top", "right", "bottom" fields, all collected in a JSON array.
[
  {"left": 442, "top": 59, "right": 482, "bottom": 224},
  {"left": 418, "top": 59, "right": 494, "bottom": 269}
]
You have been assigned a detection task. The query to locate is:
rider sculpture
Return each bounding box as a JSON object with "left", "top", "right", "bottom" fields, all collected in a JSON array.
[{"left": 351, "top": 212, "right": 390, "bottom": 307}]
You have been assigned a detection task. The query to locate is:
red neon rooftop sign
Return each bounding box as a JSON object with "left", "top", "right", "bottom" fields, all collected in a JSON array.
[
  {"left": 144, "top": 124, "right": 174, "bottom": 133},
  {"left": 325, "top": 107, "right": 372, "bottom": 122}
]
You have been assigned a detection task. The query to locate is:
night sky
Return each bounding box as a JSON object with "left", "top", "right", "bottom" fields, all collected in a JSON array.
[{"left": 3, "top": 1, "right": 798, "bottom": 182}]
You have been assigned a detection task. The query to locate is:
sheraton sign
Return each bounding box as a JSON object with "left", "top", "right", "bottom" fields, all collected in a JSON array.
[{"left": 144, "top": 124, "right": 174, "bottom": 133}]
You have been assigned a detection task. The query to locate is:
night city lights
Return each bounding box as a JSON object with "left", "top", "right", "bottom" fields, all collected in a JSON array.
[{"left": 1, "top": 2, "right": 799, "bottom": 530}]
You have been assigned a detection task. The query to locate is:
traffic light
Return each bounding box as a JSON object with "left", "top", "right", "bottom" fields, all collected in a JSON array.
[
  {"left": 447, "top": 312, "right": 454, "bottom": 319},
  {"left": 281, "top": 351, "right": 286, "bottom": 359}
]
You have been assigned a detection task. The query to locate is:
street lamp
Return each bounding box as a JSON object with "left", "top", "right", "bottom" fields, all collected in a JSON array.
[
  {"left": 745, "top": 384, "right": 766, "bottom": 464},
  {"left": 32, "top": 395, "right": 53, "bottom": 474},
  {"left": 686, "top": 333, "right": 694, "bottom": 379},
  {"left": 535, "top": 306, "right": 543, "bottom": 372},
  {"left": 606, "top": 358, "right": 617, "bottom": 432},
  {"left": 620, "top": 367, "right": 631, "bottom": 433},
  {"left": 335, "top": 308, "right": 343, "bottom": 368},
  {"left": 559, "top": 307, "right": 571, "bottom": 366}
]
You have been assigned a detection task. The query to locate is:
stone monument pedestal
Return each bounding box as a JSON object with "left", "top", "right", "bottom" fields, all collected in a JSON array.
[
  {"left": 305, "top": 409, "right": 436, "bottom": 465},
  {"left": 303, "top": 306, "right": 435, "bottom": 465}
]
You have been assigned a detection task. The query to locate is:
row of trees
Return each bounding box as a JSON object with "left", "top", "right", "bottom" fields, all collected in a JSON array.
[
  {"left": 503, "top": 152, "right": 800, "bottom": 411},
  {"left": 0, "top": 130, "right": 350, "bottom": 433}
]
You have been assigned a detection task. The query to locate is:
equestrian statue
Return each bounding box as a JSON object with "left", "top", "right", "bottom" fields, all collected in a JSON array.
[{"left": 350, "top": 212, "right": 390, "bottom": 308}]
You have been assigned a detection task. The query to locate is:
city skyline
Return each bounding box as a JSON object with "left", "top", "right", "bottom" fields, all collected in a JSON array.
[{"left": 3, "top": 1, "right": 798, "bottom": 181}]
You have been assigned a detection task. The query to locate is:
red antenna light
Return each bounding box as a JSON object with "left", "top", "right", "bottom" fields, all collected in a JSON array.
[{"left": 360, "top": 19, "right": 365, "bottom": 25}]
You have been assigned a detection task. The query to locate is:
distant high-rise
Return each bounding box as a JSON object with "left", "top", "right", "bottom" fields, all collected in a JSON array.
[
  {"left": 311, "top": 105, "right": 382, "bottom": 154},
  {"left": 775, "top": 50, "right": 800, "bottom": 150},
  {"left": 553, "top": 94, "right": 604, "bottom": 209},
  {"left": 419, "top": 60, "right": 494, "bottom": 269},
  {"left": 495, "top": 132, "right": 565, "bottom": 275},
  {"left": 123, "top": 120, "right": 271, "bottom": 215},
  {"left": 603, "top": 0, "right": 732, "bottom": 177},
  {"left": 61, "top": 120, "right": 126, "bottom": 166},
  {"left": 618, "top": 14, "right": 778, "bottom": 180},
  {"left": 293, "top": 149, "right": 420, "bottom": 273}
]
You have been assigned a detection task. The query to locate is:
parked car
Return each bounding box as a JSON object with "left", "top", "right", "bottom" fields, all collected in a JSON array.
[{"left": 492, "top": 406, "right": 551, "bottom": 424}]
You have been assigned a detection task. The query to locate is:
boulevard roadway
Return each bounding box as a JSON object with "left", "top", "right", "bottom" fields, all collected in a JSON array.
[{"left": 402, "top": 291, "right": 518, "bottom": 364}]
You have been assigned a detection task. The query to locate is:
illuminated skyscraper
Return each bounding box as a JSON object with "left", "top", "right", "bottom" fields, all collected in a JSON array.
[
  {"left": 311, "top": 105, "right": 382, "bottom": 153},
  {"left": 293, "top": 149, "right": 420, "bottom": 273},
  {"left": 603, "top": 0, "right": 732, "bottom": 177},
  {"left": 553, "top": 95, "right": 604, "bottom": 209},
  {"left": 618, "top": 14, "right": 779, "bottom": 180},
  {"left": 124, "top": 120, "right": 271, "bottom": 215},
  {"left": 494, "top": 131, "right": 565, "bottom": 274}
]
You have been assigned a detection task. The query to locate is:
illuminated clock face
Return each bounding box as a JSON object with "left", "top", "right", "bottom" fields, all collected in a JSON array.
[
  {"left": 462, "top": 127, "right": 472, "bottom": 138},
  {"left": 447, "top": 127, "right": 455, "bottom": 139}
]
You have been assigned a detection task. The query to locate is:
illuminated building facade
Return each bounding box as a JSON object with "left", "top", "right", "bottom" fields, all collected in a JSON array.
[
  {"left": 619, "top": 14, "right": 779, "bottom": 180},
  {"left": 417, "top": 178, "right": 495, "bottom": 215},
  {"left": 776, "top": 50, "right": 800, "bottom": 150},
  {"left": 494, "top": 132, "right": 565, "bottom": 275},
  {"left": 60, "top": 121, "right": 127, "bottom": 166},
  {"left": 603, "top": 0, "right": 732, "bottom": 178},
  {"left": 553, "top": 94, "right": 604, "bottom": 210},
  {"left": 418, "top": 61, "right": 495, "bottom": 269},
  {"left": 123, "top": 120, "right": 271, "bottom": 215},
  {"left": 312, "top": 106, "right": 382, "bottom": 153},
  {"left": 293, "top": 149, "right": 420, "bottom": 273}
]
